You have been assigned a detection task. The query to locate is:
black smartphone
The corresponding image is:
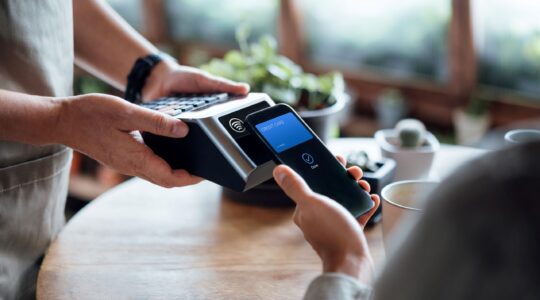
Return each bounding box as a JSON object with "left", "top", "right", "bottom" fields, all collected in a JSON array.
[{"left": 245, "top": 104, "right": 374, "bottom": 217}]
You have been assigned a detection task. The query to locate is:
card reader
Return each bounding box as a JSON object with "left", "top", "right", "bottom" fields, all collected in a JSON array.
[{"left": 140, "top": 93, "right": 276, "bottom": 191}]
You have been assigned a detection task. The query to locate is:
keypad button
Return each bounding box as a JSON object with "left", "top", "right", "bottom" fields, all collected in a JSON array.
[{"left": 139, "top": 93, "right": 230, "bottom": 114}]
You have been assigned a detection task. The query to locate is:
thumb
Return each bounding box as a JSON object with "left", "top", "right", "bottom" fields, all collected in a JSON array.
[
  {"left": 273, "top": 165, "right": 314, "bottom": 205},
  {"left": 130, "top": 106, "right": 189, "bottom": 138}
]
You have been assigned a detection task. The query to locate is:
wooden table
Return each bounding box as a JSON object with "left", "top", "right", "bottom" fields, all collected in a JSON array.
[{"left": 37, "top": 138, "right": 484, "bottom": 300}]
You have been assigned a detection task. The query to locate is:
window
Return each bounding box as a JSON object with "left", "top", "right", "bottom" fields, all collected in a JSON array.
[
  {"left": 98, "top": 0, "right": 540, "bottom": 126},
  {"left": 164, "top": 0, "right": 278, "bottom": 47},
  {"left": 473, "top": 0, "right": 540, "bottom": 98},
  {"left": 298, "top": 0, "right": 451, "bottom": 82}
]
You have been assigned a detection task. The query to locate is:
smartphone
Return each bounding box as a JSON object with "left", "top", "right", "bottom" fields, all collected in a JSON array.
[{"left": 245, "top": 104, "right": 374, "bottom": 217}]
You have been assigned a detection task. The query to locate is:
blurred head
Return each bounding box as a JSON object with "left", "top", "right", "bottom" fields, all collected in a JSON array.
[{"left": 375, "top": 140, "right": 540, "bottom": 300}]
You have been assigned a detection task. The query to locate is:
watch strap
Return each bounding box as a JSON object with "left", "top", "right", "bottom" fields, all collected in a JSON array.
[{"left": 124, "top": 54, "right": 163, "bottom": 103}]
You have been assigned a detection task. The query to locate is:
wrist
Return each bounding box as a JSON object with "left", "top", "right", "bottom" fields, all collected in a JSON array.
[
  {"left": 0, "top": 90, "right": 66, "bottom": 145},
  {"left": 323, "top": 253, "right": 374, "bottom": 283},
  {"left": 48, "top": 96, "right": 72, "bottom": 146},
  {"left": 141, "top": 58, "right": 176, "bottom": 101},
  {"left": 125, "top": 53, "right": 177, "bottom": 103},
  {"left": 22, "top": 95, "right": 68, "bottom": 146}
]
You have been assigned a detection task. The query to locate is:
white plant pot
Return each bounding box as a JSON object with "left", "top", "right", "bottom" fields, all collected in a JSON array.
[
  {"left": 453, "top": 109, "right": 490, "bottom": 146},
  {"left": 375, "top": 129, "right": 440, "bottom": 180}
]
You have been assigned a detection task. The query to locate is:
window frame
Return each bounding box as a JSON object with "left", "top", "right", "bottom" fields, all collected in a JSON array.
[{"left": 140, "top": 0, "right": 540, "bottom": 127}]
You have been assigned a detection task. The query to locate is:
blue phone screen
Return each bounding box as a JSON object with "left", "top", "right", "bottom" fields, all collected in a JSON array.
[{"left": 255, "top": 112, "right": 313, "bottom": 153}]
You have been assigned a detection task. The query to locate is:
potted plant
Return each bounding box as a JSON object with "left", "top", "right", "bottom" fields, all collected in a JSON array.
[
  {"left": 200, "top": 26, "right": 348, "bottom": 142},
  {"left": 374, "top": 88, "right": 408, "bottom": 129},
  {"left": 375, "top": 119, "right": 440, "bottom": 180},
  {"left": 202, "top": 27, "right": 349, "bottom": 206},
  {"left": 453, "top": 93, "right": 491, "bottom": 146},
  {"left": 346, "top": 151, "right": 396, "bottom": 225}
]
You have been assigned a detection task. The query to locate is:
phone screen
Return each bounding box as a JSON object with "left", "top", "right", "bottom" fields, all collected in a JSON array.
[
  {"left": 248, "top": 105, "right": 373, "bottom": 217},
  {"left": 255, "top": 112, "right": 313, "bottom": 153}
]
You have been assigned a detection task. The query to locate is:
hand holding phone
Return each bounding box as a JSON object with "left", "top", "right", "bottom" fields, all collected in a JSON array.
[{"left": 246, "top": 104, "right": 374, "bottom": 217}]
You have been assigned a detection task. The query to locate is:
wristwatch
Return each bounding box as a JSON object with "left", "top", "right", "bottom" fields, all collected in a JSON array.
[{"left": 124, "top": 53, "right": 163, "bottom": 104}]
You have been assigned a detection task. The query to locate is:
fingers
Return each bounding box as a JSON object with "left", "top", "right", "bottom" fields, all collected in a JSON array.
[
  {"left": 127, "top": 105, "right": 189, "bottom": 138},
  {"left": 358, "top": 180, "right": 370, "bottom": 193},
  {"left": 199, "top": 73, "right": 250, "bottom": 95},
  {"left": 171, "top": 169, "right": 204, "bottom": 185},
  {"left": 347, "top": 166, "right": 363, "bottom": 181},
  {"left": 346, "top": 166, "right": 369, "bottom": 192},
  {"left": 136, "top": 150, "right": 201, "bottom": 188},
  {"left": 357, "top": 194, "right": 381, "bottom": 229},
  {"left": 273, "top": 165, "right": 314, "bottom": 205},
  {"left": 336, "top": 155, "right": 346, "bottom": 166}
]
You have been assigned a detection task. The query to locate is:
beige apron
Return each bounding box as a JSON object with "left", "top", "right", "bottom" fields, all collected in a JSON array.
[{"left": 0, "top": 1, "right": 74, "bottom": 299}]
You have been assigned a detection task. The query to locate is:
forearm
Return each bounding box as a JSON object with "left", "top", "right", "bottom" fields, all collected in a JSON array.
[
  {"left": 0, "top": 89, "right": 62, "bottom": 145},
  {"left": 324, "top": 254, "right": 375, "bottom": 284},
  {"left": 73, "top": 0, "right": 158, "bottom": 90}
]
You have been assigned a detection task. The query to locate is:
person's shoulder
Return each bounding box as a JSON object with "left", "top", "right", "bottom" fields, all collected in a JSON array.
[
  {"left": 374, "top": 140, "right": 540, "bottom": 300},
  {"left": 485, "top": 140, "right": 540, "bottom": 176}
]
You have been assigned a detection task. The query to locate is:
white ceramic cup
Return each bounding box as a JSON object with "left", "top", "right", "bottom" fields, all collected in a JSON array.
[
  {"left": 381, "top": 180, "right": 438, "bottom": 248},
  {"left": 504, "top": 129, "right": 540, "bottom": 146}
]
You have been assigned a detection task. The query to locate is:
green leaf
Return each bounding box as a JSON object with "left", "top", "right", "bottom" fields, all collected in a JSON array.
[
  {"left": 289, "top": 76, "right": 303, "bottom": 89},
  {"left": 259, "top": 35, "right": 277, "bottom": 56},
  {"left": 276, "top": 56, "right": 303, "bottom": 76},
  {"left": 300, "top": 73, "right": 319, "bottom": 92},
  {"left": 250, "top": 43, "right": 272, "bottom": 62},
  {"left": 235, "top": 24, "right": 251, "bottom": 55},
  {"left": 318, "top": 74, "right": 334, "bottom": 94},
  {"left": 249, "top": 65, "right": 268, "bottom": 82},
  {"left": 331, "top": 72, "right": 345, "bottom": 94},
  {"left": 199, "top": 24, "right": 346, "bottom": 110},
  {"left": 318, "top": 72, "right": 345, "bottom": 95},
  {"left": 223, "top": 50, "right": 246, "bottom": 68},
  {"left": 200, "top": 59, "right": 236, "bottom": 79},
  {"left": 233, "top": 69, "right": 251, "bottom": 84},
  {"left": 267, "top": 64, "right": 289, "bottom": 81},
  {"left": 262, "top": 83, "right": 298, "bottom": 105}
]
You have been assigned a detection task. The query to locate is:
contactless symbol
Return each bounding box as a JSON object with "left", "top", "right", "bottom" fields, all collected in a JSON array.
[
  {"left": 229, "top": 118, "right": 246, "bottom": 133},
  {"left": 301, "top": 153, "right": 315, "bottom": 164}
]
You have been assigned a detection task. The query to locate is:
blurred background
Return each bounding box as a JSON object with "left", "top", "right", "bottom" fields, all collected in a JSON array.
[{"left": 68, "top": 0, "right": 540, "bottom": 212}]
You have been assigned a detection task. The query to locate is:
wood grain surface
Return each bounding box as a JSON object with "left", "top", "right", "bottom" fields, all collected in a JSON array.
[{"left": 37, "top": 139, "right": 483, "bottom": 300}]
